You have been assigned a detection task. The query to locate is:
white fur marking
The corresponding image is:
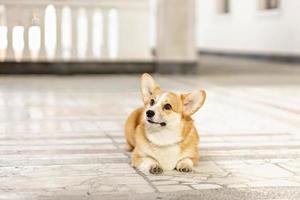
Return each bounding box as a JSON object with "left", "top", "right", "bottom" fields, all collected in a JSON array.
[
  {"left": 145, "top": 114, "right": 183, "bottom": 170},
  {"left": 138, "top": 157, "right": 156, "bottom": 173},
  {"left": 150, "top": 92, "right": 168, "bottom": 112},
  {"left": 177, "top": 158, "right": 193, "bottom": 169},
  {"left": 152, "top": 144, "right": 180, "bottom": 171},
  {"left": 146, "top": 122, "right": 182, "bottom": 146},
  {"left": 144, "top": 92, "right": 185, "bottom": 171},
  {"left": 157, "top": 92, "right": 168, "bottom": 105}
]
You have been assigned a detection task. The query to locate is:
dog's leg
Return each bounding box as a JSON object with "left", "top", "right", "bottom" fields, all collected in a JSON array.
[
  {"left": 132, "top": 155, "right": 163, "bottom": 174},
  {"left": 139, "top": 157, "right": 163, "bottom": 174},
  {"left": 138, "top": 157, "right": 163, "bottom": 174},
  {"left": 176, "top": 158, "right": 193, "bottom": 172},
  {"left": 125, "top": 143, "right": 134, "bottom": 152}
]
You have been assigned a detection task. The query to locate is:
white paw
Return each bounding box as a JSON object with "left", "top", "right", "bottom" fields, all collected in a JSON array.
[
  {"left": 176, "top": 158, "right": 193, "bottom": 173},
  {"left": 138, "top": 158, "right": 162, "bottom": 174},
  {"left": 149, "top": 164, "right": 163, "bottom": 174}
]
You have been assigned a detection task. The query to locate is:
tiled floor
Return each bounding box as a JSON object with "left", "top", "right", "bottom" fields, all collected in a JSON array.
[{"left": 0, "top": 65, "right": 300, "bottom": 199}]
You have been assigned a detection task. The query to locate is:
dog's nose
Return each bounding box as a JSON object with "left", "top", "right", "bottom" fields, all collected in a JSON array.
[{"left": 146, "top": 110, "right": 155, "bottom": 118}]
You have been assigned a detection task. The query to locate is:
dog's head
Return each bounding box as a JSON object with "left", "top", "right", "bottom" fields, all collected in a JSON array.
[{"left": 140, "top": 73, "right": 206, "bottom": 128}]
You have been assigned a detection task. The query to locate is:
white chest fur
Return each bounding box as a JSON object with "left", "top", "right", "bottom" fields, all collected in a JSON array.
[
  {"left": 145, "top": 122, "right": 183, "bottom": 170},
  {"left": 151, "top": 144, "right": 180, "bottom": 170}
]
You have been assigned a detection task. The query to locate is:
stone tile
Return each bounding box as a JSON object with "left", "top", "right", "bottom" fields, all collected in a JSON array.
[
  {"left": 156, "top": 185, "right": 192, "bottom": 192},
  {"left": 191, "top": 183, "right": 222, "bottom": 190},
  {"left": 170, "top": 176, "right": 208, "bottom": 184},
  {"left": 247, "top": 180, "right": 300, "bottom": 187},
  {"left": 147, "top": 175, "right": 174, "bottom": 181},
  {"left": 152, "top": 181, "right": 179, "bottom": 185},
  {"left": 0, "top": 144, "right": 117, "bottom": 151},
  {"left": 0, "top": 138, "right": 113, "bottom": 145},
  {"left": 0, "top": 163, "right": 136, "bottom": 178},
  {"left": 194, "top": 161, "right": 226, "bottom": 174},
  {"left": 208, "top": 176, "right": 251, "bottom": 186},
  {"left": 106, "top": 131, "right": 124, "bottom": 136},
  {"left": 0, "top": 175, "right": 154, "bottom": 194},
  {"left": 232, "top": 163, "right": 293, "bottom": 179},
  {"left": 277, "top": 160, "right": 300, "bottom": 175},
  {"left": 97, "top": 121, "right": 124, "bottom": 132},
  {"left": 215, "top": 160, "right": 250, "bottom": 170}
]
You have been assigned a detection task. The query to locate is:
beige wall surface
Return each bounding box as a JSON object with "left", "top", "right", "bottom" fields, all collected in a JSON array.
[{"left": 197, "top": 0, "right": 300, "bottom": 56}]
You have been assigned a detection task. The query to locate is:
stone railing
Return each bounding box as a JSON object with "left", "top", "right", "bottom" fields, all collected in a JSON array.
[{"left": 0, "top": 0, "right": 152, "bottom": 62}]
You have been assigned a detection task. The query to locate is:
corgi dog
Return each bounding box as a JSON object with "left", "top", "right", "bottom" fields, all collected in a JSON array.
[{"left": 125, "top": 73, "right": 206, "bottom": 174}]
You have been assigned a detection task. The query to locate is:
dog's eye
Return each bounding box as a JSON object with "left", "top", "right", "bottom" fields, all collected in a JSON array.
[
  {"left": 150, "top": 99, "right": 155, "bottom": 106},
  {"left": 164, "top": 103, "right": 172, "bottom": 110}
]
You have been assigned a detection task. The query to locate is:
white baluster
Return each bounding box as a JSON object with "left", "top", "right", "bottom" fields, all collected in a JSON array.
[
  {"left": 108, "top": 8, "right": 118, "bottom": 59},
  {"left": 12, "top": 25, "right": 24, "bottom": 62},
  {"left": 92, "top": 9, "right": 103, "bottom": 60},
  {"left": 102, "top": 9, "right": 109, "bottom": 60},
  {"left": 0, "top": 25, "right": 7, "bottom": 61},
  {"left": 61, "top": 6, "right": 72, "bottom": 61},
  {"left": 28, "top": 11, "right": 42, "bottom": 61},
  {"left": 28, "top": 25, "right": 41, "bottom": 61},
  {"left": 86, "top": 8, "right": 93, "bottom": 61},
  {"left": 44, "top": 4, "right": 57, "bottom": 60},
  {"left": 0, "top": 5, "right": 7, "bottom": 61},
  {"left": 77, "top": 8, "right": 88, "bottom": 60}
]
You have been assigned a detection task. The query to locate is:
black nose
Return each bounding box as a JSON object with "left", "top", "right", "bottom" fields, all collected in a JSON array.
[{"left": 146, "top": 110, "right": 155, "bottom": 118}]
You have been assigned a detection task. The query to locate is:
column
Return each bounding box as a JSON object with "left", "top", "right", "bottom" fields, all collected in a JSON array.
[{"left": 156, "top": 0, "right": 197, "bottom": 73}]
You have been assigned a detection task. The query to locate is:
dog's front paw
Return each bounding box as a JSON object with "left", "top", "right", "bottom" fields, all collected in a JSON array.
[
  {"left": 176, "top": 158, "right": 193, "bottom": 173},
  {"left": 177, "top": 166, "right": 192, "bottom": 173},
  {"left": 137, "top": 158, "right": 162, "bottom": 174},
  {"left": 149, "top": 165, "right": 163, "bottom": 174}
]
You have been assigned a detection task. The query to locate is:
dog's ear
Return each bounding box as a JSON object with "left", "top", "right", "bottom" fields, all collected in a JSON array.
[
  {"left": 140, "top": 73, "right": 159, "bottom": 103},
  {"left": 181, "top": 90, "right": 206, "bottom": 115}
]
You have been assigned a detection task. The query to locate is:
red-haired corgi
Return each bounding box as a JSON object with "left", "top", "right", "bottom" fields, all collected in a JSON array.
[{"left": 125, "top": 73, "right": 206, "bottom": 174}]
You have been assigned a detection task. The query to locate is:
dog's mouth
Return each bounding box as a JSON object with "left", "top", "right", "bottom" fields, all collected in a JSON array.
[{"left": 147, "top": 119, "right": 167, "bottom": 127}]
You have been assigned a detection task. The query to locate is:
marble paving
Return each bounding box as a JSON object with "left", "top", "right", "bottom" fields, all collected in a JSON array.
[{"left": 0, "top": 70, "right": 299, "bottom": 199}]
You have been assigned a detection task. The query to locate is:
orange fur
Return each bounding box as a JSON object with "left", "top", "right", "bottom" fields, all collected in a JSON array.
[{"left": 124, "top": 73, "right": 206, "bottom": 174}]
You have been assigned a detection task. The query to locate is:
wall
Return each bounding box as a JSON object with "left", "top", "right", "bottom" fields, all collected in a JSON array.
[{"left": 197, "top": 0, "right": 300, "bottom": 56}]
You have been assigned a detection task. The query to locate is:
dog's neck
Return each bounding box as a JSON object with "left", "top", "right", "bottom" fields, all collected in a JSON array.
[{"left": 145, "top": 120, "right": 183, "bottom": 147}]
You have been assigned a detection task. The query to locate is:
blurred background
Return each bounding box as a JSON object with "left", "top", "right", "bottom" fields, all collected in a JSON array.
[{"left": 0, "top": 0, "right": 299, "bottom": 73}]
